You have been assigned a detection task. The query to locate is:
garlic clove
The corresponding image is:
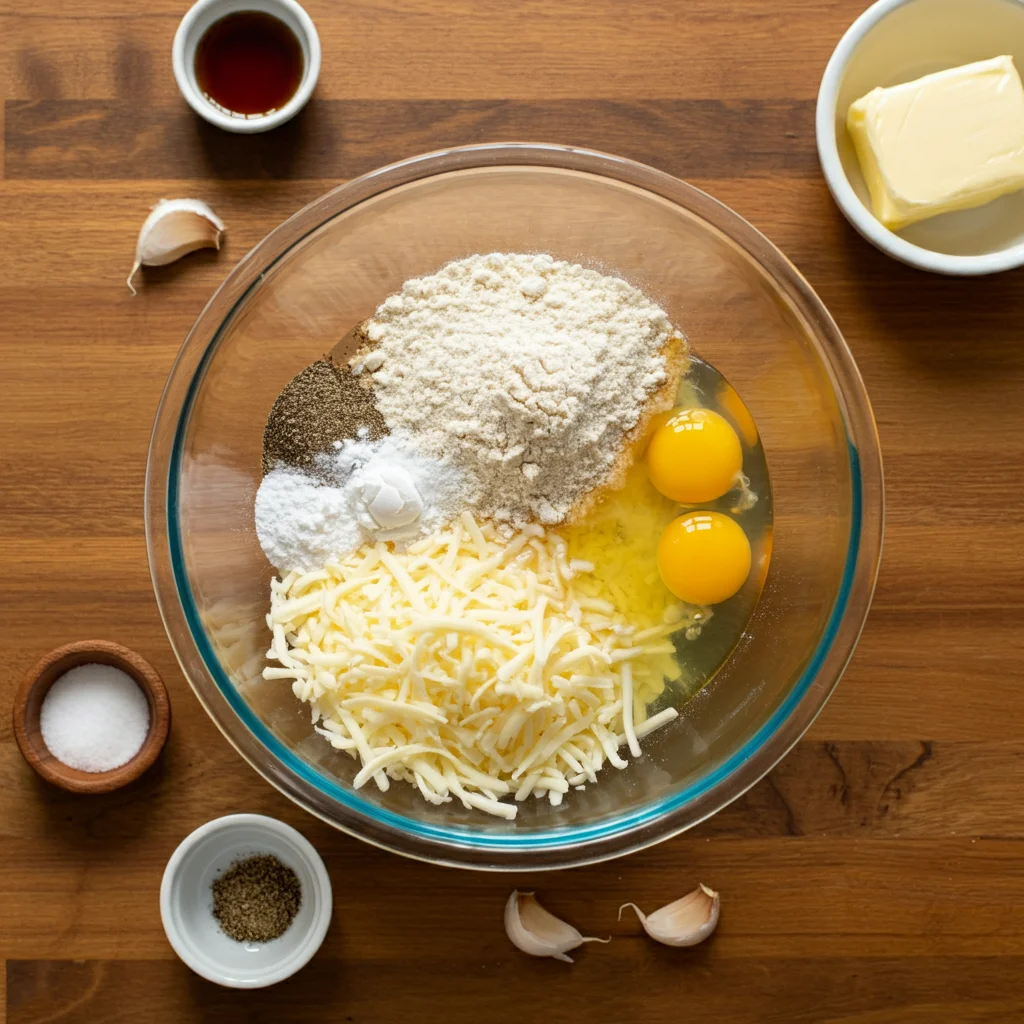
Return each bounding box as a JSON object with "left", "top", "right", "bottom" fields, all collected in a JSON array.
[
  {"left": 127, "top": 198, "right": 225, "bottom": 294},
  {"left": 505, "top": 890, "right": 609, "bottom": 963},
  {"left": 619, "top": 883, "right": 720, "bottom": 947}
]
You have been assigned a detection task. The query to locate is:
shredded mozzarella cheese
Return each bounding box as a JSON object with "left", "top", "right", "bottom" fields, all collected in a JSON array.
[{"left": 265, "top": 514, "right": 680, "bottom": 818}]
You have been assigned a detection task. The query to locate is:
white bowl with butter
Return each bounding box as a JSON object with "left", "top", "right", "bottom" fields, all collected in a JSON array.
[{"left": 817, "top": 0, "right": 1024, "bottom": 275}]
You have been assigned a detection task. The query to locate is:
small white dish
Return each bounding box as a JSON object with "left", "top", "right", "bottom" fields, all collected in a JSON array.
[
  {"left": 817, "top": 0, "right": 1024, "bottom": 275},
  {"left": 160, "top": 813, "right": 332, "bottom": 988},
  {"left": 172, "top": 0, "right": 321, "bottom": 134}
]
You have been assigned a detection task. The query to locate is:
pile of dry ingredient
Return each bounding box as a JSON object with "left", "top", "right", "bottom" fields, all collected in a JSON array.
[
  {"left": 40, "top": 663, "right": 150, "bottom": 773},
  {"left": 358, "top": 252, "right": 686, "bottom": 525},
  {"left": 262, "top": 359, "right": 386, "bottom": 474},
  {"left": 256, "top": 253, "right": 686, "bottom": 572},
  {"left": 254, "top": 252, "right": 694, "bottom": 819},
  {"left": 256, "top": 431, "right": 464, "bottom": 573},
  {"left": 212, "top": 853, "right": 302, "bottom": 943}
]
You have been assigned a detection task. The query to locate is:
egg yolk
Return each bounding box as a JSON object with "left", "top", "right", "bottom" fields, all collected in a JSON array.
[
  {"left": 647, "top": 408, "right": 743, "bottom": 503},
  {"left": 657, "top": 511, "right": 751, "bottom": 606}
]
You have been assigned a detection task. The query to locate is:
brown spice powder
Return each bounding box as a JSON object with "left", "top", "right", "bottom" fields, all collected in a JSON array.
[
  {"left": 211, "top": 853, "right": 302, "bottom": 943},
  {"left": 262, "top": 357, "right": 387, "bottom": 475}
]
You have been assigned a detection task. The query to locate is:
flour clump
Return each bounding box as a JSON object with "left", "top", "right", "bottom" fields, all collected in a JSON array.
[{"left": 364, "top": 253, "right": 686, "bottom": 525}]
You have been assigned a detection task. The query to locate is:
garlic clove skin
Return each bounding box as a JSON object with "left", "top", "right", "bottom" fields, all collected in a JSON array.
[
  {"left": 505, "top": 890, "right": 609, "bottom": 963},
  {"left": 128, "top": 198, "right": 225, "bottom": 294},
  {"left": 619, "top": 883, "right": 720, "bottom": 947}
]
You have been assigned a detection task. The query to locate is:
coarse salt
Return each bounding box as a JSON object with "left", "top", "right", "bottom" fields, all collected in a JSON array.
[{"left": 39, "top": 663, "right": 150, "bottom": 773}]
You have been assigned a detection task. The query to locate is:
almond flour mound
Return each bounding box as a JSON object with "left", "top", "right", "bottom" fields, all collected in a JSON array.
[{"left": 361, "top": 253, "right": 687, "bottom": 525}]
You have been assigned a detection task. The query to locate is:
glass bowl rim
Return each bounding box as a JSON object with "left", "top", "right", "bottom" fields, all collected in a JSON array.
[{"left": 146, "top": 142, "right": 884, "bottom": 870}]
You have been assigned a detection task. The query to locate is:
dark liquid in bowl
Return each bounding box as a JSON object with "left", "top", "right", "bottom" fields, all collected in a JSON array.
[{"left": 195, "top": 11, "right": 304, "bottom": 117}]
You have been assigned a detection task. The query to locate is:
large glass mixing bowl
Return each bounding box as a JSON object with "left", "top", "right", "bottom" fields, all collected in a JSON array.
[{"left": 146, "top": 144, "right": 883, "bottom": 870}]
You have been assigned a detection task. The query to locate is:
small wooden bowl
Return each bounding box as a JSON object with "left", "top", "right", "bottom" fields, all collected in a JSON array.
[{"left": 12, "top": 640, "right": 171, "bottom": 794}]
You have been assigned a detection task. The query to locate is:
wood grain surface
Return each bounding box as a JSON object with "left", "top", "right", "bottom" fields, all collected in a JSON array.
[{"left": 3, "top": 1, "right": 1024, "bottom": 1021}]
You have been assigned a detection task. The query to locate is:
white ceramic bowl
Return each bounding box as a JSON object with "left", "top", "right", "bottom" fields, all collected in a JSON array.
[
  {"left": 160, "top": 813, "right": 332, "bottom": 988},
  {"left": 172, "top": 0, "right": 321, "bottom": 134},
  {"left": 817, "top": 0, "right": 1024, "bottom": 275}
]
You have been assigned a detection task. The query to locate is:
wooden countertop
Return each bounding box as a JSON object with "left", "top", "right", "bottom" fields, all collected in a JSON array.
[{"left": 3, "top": 1, "right": 1024, "bottom": 1020}]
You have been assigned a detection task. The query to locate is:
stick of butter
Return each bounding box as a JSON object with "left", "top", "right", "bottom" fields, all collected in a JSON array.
[{"left": 847, "top": 55, "right": 1024, "bottom": 231}]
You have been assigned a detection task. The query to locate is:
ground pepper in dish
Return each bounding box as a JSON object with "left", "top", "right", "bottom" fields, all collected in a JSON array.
[
  {"left": 211, "top": 854, "right": 301, "bottom": 942},
  {"left": 262, "top": 357, "right": 387, "bottom": 474}
]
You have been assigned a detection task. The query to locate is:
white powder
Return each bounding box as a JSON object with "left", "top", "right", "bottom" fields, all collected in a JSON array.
[
  {"left": 40, "top": 663, "right": 150, "bottom": 773},
  {"left": 255, "top": 432, "right": 464, "bottom": 573},
  {"left": 330, "top": 430, "right": 464, "bottom": 542},
  {"left": 255, "top": 468, "right": 359, "bottom": 573},
  {"left": 364, "top": 252, "right": 680, "bottom": 524}
]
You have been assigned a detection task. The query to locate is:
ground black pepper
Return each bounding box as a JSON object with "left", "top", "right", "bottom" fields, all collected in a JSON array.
[
  {"left": 211, "top": 853, "right": 302, "bottom": 943},
  {"left": 262, "top": 356, "right": 387, "bottom": 475}
]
